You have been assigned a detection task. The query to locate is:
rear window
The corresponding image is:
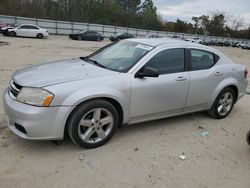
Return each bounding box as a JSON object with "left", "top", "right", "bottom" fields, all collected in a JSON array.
[{"left": 190, "top": 49, "right": 220, "bottom": 71}]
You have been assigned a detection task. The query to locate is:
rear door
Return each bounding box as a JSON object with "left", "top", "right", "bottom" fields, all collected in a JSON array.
[
  {"left": 27, "top": 25, "right": 39, "bottom": 37},
  {"left": 184, "top": 48, "right": 223, "bottom": 111}
]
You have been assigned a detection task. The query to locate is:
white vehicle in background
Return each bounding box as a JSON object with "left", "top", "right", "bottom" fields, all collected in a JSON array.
[
  {"left": 237, "top": 41, "right": 247, "bottom": 48},
  {"left": 7, "top": 24, "right": 49, "bottom": 39},
  {"left": 185, "top": 37, "right": 203, "bottom": 44}
]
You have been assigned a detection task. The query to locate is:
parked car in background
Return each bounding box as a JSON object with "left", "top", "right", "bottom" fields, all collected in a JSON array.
[
  {"left": 146, "top": 34, "right": 160, "bottom": 38},
  {"left": 171, "top": 35, "right": 181, "bottom": 39},
  {"left": 238, "top": 41, "right": 247, "bottom": 48},
  {"left": 217, "top": 41, "right": 224, "bottom": 46},
  {"left": 0, "top": 26, "right": 15, "bottom": 36},
  {"left": 193, "top": 37, "right": 203, "bottom": 44},
  {"left": 185, "top": 37, "right": 202, "bottom": 44},
  {"left": 0, "top": 23, "right": 8, "bottom": 29},
  {"left": 231, "top": 42, "right": 239, "bottom": 47},
  {"left": 0, "top": 23, "right": 18, "bottom": 35},
  {"left": 242, "top": 42, "right": 250, "bottom": 49},
  {"left": 7, "top": 24, "right": 49, "bottom": 39},
  {"left": 247, "top": 130, "right": 250, "bottom": 145},
  {"left": 223, "top": 41, "right": 231, "bottom": 47},
  {"left": 206, "top": 40, "right": 218, "bottom": 46},
  {"left": 3, "top": 38, "right": 248, "bottom": 148},
  {"left": 109, "top": 33, "right": 135, "bottom": 42},
  {"left": 69, "top": 30, "right": 104, "bottom": 41},
  {"left": 185, "top": 38, "right": 195, "bottom": 42}
]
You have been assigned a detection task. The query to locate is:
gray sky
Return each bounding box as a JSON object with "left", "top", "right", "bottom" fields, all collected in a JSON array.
[{"left": 154, "top": 0, "right": 250, "bottom": 27}]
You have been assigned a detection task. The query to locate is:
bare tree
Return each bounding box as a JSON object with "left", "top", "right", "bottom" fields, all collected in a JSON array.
[{"left": 227, "top": 15, "right": 245, "bottom": 30}]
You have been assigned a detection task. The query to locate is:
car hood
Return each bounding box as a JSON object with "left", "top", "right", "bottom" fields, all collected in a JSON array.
[{"left": 12, "top": 58, "right": 119, "bottom": 87}]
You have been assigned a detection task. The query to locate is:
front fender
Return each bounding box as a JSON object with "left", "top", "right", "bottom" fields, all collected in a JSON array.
[{"left": 54, "top": 86, "right": 130, "bottom": 123}]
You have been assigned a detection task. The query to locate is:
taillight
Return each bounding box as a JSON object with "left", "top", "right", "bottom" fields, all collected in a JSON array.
[{"left": 244, "top": 68, "right": 248, "bottom": 78}]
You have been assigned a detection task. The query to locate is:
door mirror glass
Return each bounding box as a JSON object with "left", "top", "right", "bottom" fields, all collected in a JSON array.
[{"left": 135, "top": 67, "right": 159, "bottom": 78}]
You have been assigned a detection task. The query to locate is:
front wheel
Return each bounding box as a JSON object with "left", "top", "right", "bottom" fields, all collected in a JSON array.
[
  {"left": 247, "top": 131, "right": 250, "bottom": 146},
  {"left": 8, "top": 31, "right": 16, "bottom": 37},
  {"left": 208, "top": 87, "right": 235, "bottom": 119},
  {"left": 37, "top": 33, "right": 44, "bottom": 39},
  {"left": 67, "top": 100, "right": 119, "bottom": 148}
]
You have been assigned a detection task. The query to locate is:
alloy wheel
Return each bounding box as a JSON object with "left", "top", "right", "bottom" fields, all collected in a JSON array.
[
  {"left": 78, "top": 108, "right": 114, "bottom": 143},
  {"left": 217, "top": 92, "right": 234, "bottom": 116}
]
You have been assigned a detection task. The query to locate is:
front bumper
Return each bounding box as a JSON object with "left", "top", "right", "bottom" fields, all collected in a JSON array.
[{"left": 3, "top": 89, "right": 74, "bottom": 140}]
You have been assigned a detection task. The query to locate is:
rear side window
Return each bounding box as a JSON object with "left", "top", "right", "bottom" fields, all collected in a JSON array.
[
  {"left": 145, "top": 48, "right": 185, "bottom": 75},
  {"left": 190, "top": 49, "right": 218, "bottom": 71}
]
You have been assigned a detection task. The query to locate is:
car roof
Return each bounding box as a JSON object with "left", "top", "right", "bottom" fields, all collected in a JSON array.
[
  {"left": 127, "top": 38, "right": 200, "bottom": 47},
  {"left": 20, "top": 24, "right": 39, "bottom": 27},
  {"left": 126, "top": 38, "right": 224, "bottom": 56}
]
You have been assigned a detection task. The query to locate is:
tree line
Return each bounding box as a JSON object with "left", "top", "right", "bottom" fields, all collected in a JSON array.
[{"left": 0, "top": 0, "right": 249, "bottom": 39}]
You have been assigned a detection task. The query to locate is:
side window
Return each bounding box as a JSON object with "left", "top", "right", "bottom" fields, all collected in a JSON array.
[
  {"left": 190, "top": 49, "right": 215, "bottom": 71},
  {"left": 28, "top": 26, "right": 39, "bottom": 30},
  {"left": 145, "top": 48, "right": 185, "bottom": 75},
  {"left": 86, "top": 31, "right": 95, "bottom": 35},
  {"left": 20, "top": 25, "right": 29, "bottom": 29}
]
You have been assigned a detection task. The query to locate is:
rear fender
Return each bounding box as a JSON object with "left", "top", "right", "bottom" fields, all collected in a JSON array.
[{"left": 208, "top": 78, "right": 238, "bottom": 108}]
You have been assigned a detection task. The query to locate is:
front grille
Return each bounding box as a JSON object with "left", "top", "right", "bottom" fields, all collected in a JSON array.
[{"left": 9, "top": 81, "right": 22, "bottom": 99}]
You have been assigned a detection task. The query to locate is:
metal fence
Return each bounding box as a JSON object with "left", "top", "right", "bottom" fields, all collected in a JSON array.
[{"left": 0, "top": 14, "right": 249, "bottom": 43}]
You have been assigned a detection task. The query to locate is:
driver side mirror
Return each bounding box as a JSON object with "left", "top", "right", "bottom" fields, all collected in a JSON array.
[{"left": 135, "top": 67, "right": 159, "bottom": 78}]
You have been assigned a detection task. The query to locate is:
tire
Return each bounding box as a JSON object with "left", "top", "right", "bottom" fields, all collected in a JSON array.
[
  {"left": 37, "top": 33, "right": 44, "bottom": 39},
  {"left": 207, "top": 87, "right": 235, "bottom": 119},
  {"left": 77, "top": 35, "right": 82, "bottom": 40},
  {"left": 8, "top": 31, "right": 16, "bottom": 37},
  {"left": 247, "top": 131, "right": 250, "bottom": 146},
  {"left": 67, "top": 100, "right": 119, "bottom": 148}
]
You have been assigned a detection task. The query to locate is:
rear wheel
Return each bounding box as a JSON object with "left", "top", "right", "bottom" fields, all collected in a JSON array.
[
  {"left": 8, "top": 31, "right": 16, "bottom": 37},
  {"left": 67, "top": 100, "right": 119, "bottom": 148},
  {"left": 37, "top": 33, "right": 44, "bottom": 39},
  {"left": 208, "top": 87, "right": 235, "bottom": 119},
  {"left": 77, "top": 35, "right": 82, "bottom": 40},
  {"left": 247, "top": 131, "right": 250, "bottom": 146}
]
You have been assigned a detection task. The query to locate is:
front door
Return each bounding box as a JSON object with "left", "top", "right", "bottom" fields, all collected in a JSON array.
[
  {"left": 130, "top": 48, "right": 189, "bottom": 122},
  {"left": 16, "top": 25, "right": 29, "bottom": 37}
]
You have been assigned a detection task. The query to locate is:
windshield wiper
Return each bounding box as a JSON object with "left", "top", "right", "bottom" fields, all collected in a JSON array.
[
  {"left": 81, "top": 56, "right": 106, "bottom": 69},
  {"left": 88, "top": 58, "right": 106, "bottom": 69}
]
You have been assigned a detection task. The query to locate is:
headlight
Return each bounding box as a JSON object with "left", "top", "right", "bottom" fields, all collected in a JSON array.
[{"left": 16, "top": 87, "right": 54, "bottom": 107}]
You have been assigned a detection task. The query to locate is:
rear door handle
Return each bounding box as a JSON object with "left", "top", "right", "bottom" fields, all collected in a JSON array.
[
  {"left": 175, "top": 76, "right": 187, "bottom": 81},
  {"left": 215, "top": 72, "right": 223, "bottom": 76}
]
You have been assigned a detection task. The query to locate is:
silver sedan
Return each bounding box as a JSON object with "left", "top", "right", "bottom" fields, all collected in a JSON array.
[{"left": 3, "top": 38, "right": 248, "bottom": 148}]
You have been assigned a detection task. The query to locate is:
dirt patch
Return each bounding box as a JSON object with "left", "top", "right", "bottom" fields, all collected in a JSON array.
[{"left": 0, "top": 41, "right": 9, "bottom": 46}]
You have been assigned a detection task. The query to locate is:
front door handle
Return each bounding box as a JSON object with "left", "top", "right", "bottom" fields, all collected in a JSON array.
[
  {"left": 215, "top": 72, "right": 223, "bottom": 76},
  {"left": 175, "top": 76, "right": 187, "bottom": 81}
]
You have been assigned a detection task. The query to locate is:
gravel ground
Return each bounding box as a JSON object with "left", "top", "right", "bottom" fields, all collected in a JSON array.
[{"left": 0, "top": 35, "right": 249, "bottom": 188}]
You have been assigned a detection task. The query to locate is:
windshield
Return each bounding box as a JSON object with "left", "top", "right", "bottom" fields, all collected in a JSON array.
[
  {"left": 88, "top": 41, "right": 153, "bottom": 72},
  {"left": 77, "top": 30, "right": 86, "bottom": 34}
]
